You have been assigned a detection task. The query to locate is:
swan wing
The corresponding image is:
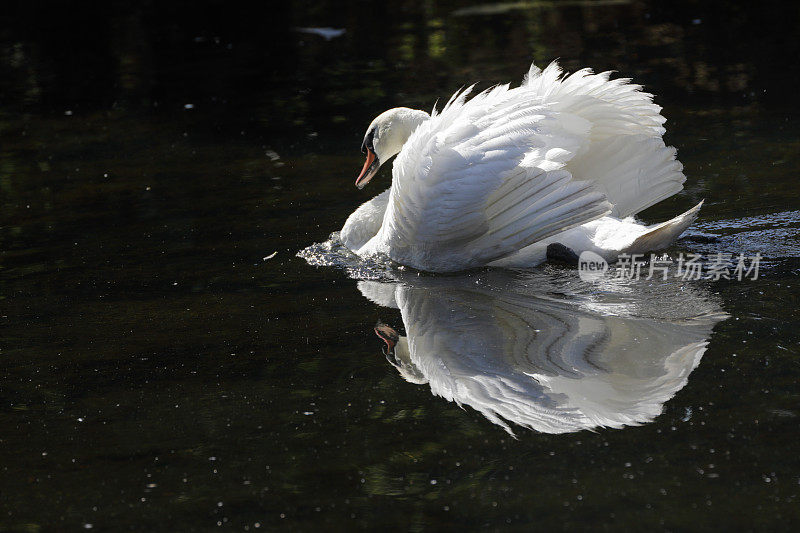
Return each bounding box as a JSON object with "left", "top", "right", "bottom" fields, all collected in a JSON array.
[
  {"left": 378, "top": 84, "right": 611, "bottom": 272},
  {"left": 525, "top": 62, "right": 686, "bottom": 217}
]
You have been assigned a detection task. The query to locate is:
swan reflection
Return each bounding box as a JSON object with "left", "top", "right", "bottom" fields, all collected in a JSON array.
[{"left": 359, "top": 270, "right": 726, "bottom": 434}]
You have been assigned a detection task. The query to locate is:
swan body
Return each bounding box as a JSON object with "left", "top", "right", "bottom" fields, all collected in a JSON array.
[{"left": 342, "top": 62, "right": 699, "bottom": 272}]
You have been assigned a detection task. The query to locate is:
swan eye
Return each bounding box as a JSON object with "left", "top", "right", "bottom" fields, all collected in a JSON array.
[{"left": 361, "top": 128, "right": 376, "bottom": 154}]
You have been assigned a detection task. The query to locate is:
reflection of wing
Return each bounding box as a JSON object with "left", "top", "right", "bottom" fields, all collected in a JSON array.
[{"left": 359, "top": 272, "right": 725, "bottom": 435}]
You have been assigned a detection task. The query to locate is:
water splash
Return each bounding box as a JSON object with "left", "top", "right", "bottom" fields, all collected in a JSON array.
[{"left": 297, "top": 232, "right": 397, "bottom": 281}]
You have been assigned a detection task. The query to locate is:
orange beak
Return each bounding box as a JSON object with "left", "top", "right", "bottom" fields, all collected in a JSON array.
[{"left": 355, "top": 148, "right": 380, "bottom": 189}]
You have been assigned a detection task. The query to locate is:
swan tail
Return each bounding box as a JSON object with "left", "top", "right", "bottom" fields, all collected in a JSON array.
[
  {"left": 472, "top": 168, "right": 612, "bottom": 265},
  {"left": 624, "top": 201, "right": 704, "bottom": 255}
]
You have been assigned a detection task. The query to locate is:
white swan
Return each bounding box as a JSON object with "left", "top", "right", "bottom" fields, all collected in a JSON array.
[{"left": 340, "top": 61, "right": 703, "bottom": 272}]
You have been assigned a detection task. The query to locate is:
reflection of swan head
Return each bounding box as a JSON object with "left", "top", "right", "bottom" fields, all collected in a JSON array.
[
  {"left": 374, "top": 322, "right": 427, "bottom": 385},
  {"left": 359, "top": 272, "right": 726, "bottom": 435}
]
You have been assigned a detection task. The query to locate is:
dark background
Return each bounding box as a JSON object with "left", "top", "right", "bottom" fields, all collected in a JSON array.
[
  {"left": 2, "top": 1, "right": 800, "bottom": 530},
  {"left": 2, "top": 1, "right": 798, "bottom": 129}
]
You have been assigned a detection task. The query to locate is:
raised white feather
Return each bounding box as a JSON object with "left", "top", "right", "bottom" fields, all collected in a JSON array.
[{"left": 341, "top": 61, "right": 696, "bottom": 272}]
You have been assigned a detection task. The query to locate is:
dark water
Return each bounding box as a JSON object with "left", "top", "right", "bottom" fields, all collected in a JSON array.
[{"left": 2, "top": 0, "right": 800, "bottom": 530}]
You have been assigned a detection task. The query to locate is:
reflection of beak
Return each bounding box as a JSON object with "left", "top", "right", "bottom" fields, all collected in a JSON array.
[
  {"left": 355, "top": 149, "right": 380, "bottom": 189},
  {"left": 374, "top": 322, "right": 399, "bottom": 354}
]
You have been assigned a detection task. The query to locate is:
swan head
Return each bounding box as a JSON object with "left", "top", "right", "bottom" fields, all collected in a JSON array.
[{"left": 355, "top": 107, "right": 430, "bottom": 189}]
